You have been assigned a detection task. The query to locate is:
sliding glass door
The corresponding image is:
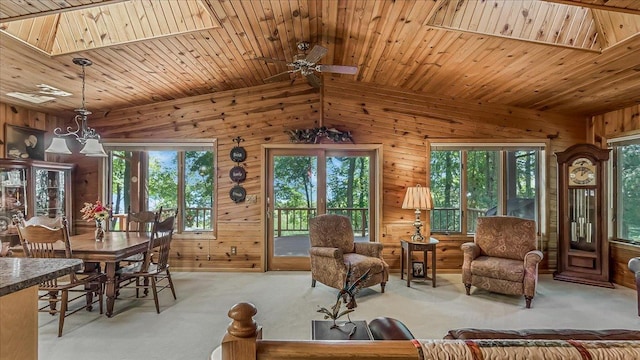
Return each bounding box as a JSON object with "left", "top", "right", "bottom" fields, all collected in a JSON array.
[{"left": 267, "top": 147, "right": 377, "bottom": 270}]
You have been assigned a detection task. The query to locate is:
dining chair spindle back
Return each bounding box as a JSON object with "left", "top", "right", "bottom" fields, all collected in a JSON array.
[
  {"left": 120, "top": 206, "right": 162, "bottom": 264},
  {"left": 125, "top": 207, "right": 156, "bottom": 234},
  {"left": 116, "top": 212, "right": 177, "bottom": 313},
  {"left": 15, "top": 218, "right": 105, "bottom": 337}
]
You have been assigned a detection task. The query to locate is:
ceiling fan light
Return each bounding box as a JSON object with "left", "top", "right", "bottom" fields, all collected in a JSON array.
[
  {"left": 45, "top": 138, "right": 72, "bottom": 155},
  {"left": 80, "top": 138, "right": 108, "bottom": 157}
]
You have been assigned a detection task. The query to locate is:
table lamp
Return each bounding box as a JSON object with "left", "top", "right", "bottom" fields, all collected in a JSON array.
[{"left": 402, "top": 184, "right": 433, "bottom": 242}]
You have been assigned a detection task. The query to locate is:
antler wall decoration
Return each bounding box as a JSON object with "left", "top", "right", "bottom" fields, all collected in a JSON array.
[{"left": 285, "top": 127, "right": 354, "bottom": 144}]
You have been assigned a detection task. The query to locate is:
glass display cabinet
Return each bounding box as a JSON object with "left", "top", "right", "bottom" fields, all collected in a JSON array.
[
  {"left": 0, "top": 159, "right": 74, "bottom": 245},
  {"left": 554, "top": 144, "right": 612, "bottom": 288}
]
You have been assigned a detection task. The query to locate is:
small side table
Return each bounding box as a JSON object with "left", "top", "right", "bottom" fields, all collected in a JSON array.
[{"left": 400, "top": 238, "right": 439, "bottom": 287}]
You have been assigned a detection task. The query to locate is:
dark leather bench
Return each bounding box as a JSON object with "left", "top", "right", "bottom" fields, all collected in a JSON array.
[
  {"left": 368, "top": 317, "right": 415, "bottom": 340},
  {"left": 368, "top": 317, "right": 640, "bottom": 341}
]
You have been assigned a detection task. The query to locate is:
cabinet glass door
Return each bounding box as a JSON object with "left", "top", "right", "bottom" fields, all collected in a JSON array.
[
  {"left": 0, "top": 168, "right": 27, "bottom": 233},
  {"left": 34, "top": 168, "right": 66, "bottom": 218}
]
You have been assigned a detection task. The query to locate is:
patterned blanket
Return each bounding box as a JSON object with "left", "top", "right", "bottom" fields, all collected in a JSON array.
[{"left": 419, "top": 339, "right": 640, "bottom": 360}]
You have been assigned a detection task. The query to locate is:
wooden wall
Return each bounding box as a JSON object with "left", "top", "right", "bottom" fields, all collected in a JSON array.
[
  {"left": 80, "top": 81, "right": 320, "bottom": 271},
  {"left": 591, "top": 104, "right": 640, "bottom": 289},
  {"left": 322, "top": 77, "right": 585, "bottom": 272},
  {"left": 2, "top": 78, "right": 587, "bottom": 273}
]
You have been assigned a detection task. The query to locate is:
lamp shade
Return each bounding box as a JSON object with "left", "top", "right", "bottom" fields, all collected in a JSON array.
[
  {"left": 402, "top": 185, "right": 433, "bottom": 210},
  {"left": 45, "top": 137, "right": 72, "bottom": 155},
  {"left": 80, "top": 138, "right": 108, "bottom": 157}
]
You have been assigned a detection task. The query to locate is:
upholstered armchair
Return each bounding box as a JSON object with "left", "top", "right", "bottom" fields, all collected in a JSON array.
[
  {"left": 461, "top": 216, "right": 543, "bottom": 308},
  {"left": 309, "top": 214, "right": 389, "bottom": 292}
]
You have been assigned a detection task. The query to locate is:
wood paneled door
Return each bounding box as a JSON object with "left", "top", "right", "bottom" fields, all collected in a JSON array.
[{"left": 265, "top": 145, "right": 381, "bottom": 271}]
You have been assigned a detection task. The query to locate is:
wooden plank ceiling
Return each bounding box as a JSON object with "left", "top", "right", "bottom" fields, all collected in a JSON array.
[
  {"left": 0, "top": 0, "right": 217, "bottom": 55},
  {"left": 0, "top": 0, "right": 638, "bottom": 118}
]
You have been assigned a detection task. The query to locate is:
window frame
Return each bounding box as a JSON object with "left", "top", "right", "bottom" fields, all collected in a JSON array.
[
  {"left": 101, "top": 139, "right": 217, "bottom": 235},
  {"left": 608, "top": 134, "right": 640, "bottom": 245},
  {"left": 428, "top": 140, "right": 546, "bottom": 236}
]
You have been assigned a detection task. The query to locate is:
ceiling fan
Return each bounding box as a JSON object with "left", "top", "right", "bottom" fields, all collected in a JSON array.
[{"left": 255, "top": 41, "right": 358, "bottom": 88}]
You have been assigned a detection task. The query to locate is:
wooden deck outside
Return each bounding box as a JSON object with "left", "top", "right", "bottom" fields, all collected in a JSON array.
[{"left": 274, "top": 234, "right": 369, "bottom": 257}]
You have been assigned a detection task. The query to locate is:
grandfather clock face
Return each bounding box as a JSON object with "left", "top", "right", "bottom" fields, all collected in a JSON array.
[{"left": 568, "top": 157, "right": 596, "bottom": 186}]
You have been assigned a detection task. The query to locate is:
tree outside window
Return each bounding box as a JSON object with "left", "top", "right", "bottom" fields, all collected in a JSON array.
[
  {"left": 430, "top": 146, "right": 541, "bottom": 234},
  {"left": 613, "top": 142, "right": 640, "bottom": 242},
  {"left": 107, "top": 147, "right": 214, "bottom": 233}
]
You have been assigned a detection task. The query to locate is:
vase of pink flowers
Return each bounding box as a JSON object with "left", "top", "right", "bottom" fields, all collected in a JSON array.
[{"left": 81, "top": 200, "right": 110, "bottom": 241}]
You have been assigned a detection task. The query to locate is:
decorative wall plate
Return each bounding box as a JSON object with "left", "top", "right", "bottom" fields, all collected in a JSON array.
[
  {"left": 230, "top": 147, "right": 247, "bottom": 162},
  {"left": 229, "top": 166, "right": 247, "bottom": 182},
  {"left": 229, "top": 185, "right": 246, "bottom": 203}
]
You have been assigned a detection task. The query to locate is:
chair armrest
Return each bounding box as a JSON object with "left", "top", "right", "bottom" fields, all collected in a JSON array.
[
  {"left": 461, "top": 242, "right": 480, "bottom": 260},
  {"left": 524, "top": 250, "right": 544, "bottom": 266},
  {"left": 354, "top": 242, "right": 384, "bottom": 258},
  {"left": 523, "top": 250, "right": 544, "bottom": 297},
  {"left": 461, "top": 242, "right": 480, "bottom": 284},
  {"left": 309, "top": 247, "right": 342, "bottom": 259}
]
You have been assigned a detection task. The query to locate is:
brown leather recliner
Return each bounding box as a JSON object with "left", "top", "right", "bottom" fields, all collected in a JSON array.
[
  {"left": 461, "top": 216, "right": 543, "bottom": 308},
  {"left": 309, "top": 214, "right": 388, "bottom": 293}
]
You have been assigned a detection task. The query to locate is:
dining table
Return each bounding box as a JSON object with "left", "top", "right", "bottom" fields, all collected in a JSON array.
[
  {"left": 10, "top": 230, "right": 152, "bottom": 317},
  {"left": 63, "top": 231, "right": 151, "bottom": 317},
  {"left": 9, "top": 231, "right": 150, "bottom": 318}
]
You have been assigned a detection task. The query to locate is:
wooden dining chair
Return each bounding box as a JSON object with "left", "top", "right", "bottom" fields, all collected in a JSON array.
[
  {"left": 116, "top": 213, "right": 177, "bottom": 313},
  {"left": 120, "top": 206, "right": 162, "bottom": 264},
  {"left": 15, "top": 218, "right": 105, "bottom": 337},
  {"left": 13, "top": 212, "right": 64, "bottom": 230},
  {"left": 24, "top": 215, "right": 64, "bottom": 228},
  {"left": 15, "top": 212, "right": 104, "bottom": 274},
  {"left": 125, "top": 206, "right": 157, "bottom": 234}
]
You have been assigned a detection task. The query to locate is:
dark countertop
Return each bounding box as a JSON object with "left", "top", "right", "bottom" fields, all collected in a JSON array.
[{"left": 0, "top": 257, "right": 83, "bottom": 297}]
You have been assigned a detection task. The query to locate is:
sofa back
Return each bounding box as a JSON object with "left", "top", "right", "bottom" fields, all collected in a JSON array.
[{"left": 475, "top": 216, "right": 536, "bottom": 260}]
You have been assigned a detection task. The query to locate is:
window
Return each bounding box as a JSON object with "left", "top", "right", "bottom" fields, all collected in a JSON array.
[
  {"left": 609, "top": 136, "right": 640, "bottom": 243},
  {"left": 105, "top": 142, "right": 215, "bottom": 234},
  {"left": 430, "top": 143, "right": 543, "bottom": 234}
]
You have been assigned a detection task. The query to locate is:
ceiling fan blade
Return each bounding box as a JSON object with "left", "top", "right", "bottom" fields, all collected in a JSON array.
[
  {"left": 304, "top": 45, "right": 328, "bottom": 64},
  {"left": 305, "top": 72, "right": 322, "bottom": 88},
  {"left": 316, "top": 64, "right": 358, "bottom": 75},
  {"left": 264, "top": 71, "right": 294, "bottom": 82}
]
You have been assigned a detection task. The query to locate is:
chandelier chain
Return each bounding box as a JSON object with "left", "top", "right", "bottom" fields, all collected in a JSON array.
[
  {"left": 80, "top": 63, "right": 86, "bottom": 111},
  {"left": 51, "top": 58, "right": 100, "bottom": 144}
]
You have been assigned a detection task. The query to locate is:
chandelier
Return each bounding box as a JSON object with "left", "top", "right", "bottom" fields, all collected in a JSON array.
[{"left": 45, "top": 58, "right": 107, "bottom": 157}]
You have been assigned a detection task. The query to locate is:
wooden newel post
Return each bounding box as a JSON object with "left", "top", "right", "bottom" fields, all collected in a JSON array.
[{"left": 221, "top": 302, "right": 262, "bottom": 360}]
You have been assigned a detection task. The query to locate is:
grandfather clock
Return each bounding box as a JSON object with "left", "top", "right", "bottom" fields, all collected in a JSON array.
[{"left": 554, "top": 143, "right": 612, "bottom": 288}]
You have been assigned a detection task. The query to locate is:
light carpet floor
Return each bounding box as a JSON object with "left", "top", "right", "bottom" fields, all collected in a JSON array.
[{"left": 38, "top": 272, "right": 639, "bottom": 360}]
